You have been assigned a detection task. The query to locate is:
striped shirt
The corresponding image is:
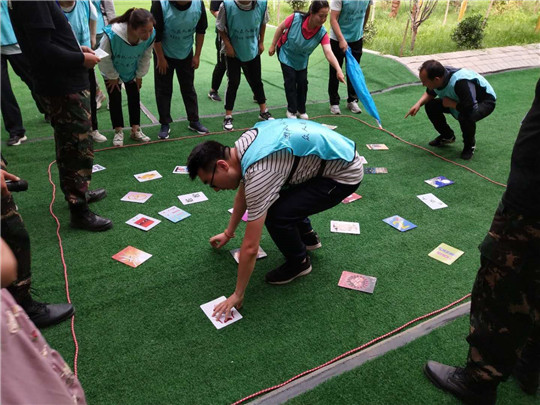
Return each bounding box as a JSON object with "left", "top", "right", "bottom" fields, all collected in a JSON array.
[{"left": 235, "top": 129, "right": 364, "bottom": 221}]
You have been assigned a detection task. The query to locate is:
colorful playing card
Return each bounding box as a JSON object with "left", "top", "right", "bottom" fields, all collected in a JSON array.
[
  {"left": 342, "top": 193, "right": 362, "bottom": 204},
  {"left": 228, "top": 208, "right": 249, "bottom": 222},
  {"left": 338, "top": 271, "right": 377, "bottom": 293},
  {"left": 126, "top": 214, "right": 161, "bottom": 231},
  {"left": 158, "top": 206, "right": 190, "bottom": 223},
  {"left": 112, "top": 246, "right": 152, "bottom": 268},
  {"left": 428, "top": 243, "right": 464, "bottom": 265},
  {"left": 417, "top": 193, "right": 448, "bottom": 210},
  {"left": 121, "top": 191, "right": 152, "bottom": 204},
  {"left": 200, "top": 296, "right": 243, "bottom": 329},
  {"left": 366, "top": 144, "right": 389, "bottom": 150},
  {"left": 358, "top": 156, "right": 368, "bottom": 165},
  {"left": 178, "top": 192, "right": 208, "bottom": 205},
  {"left": 321, "top": 123, "right": 338, "bottom": 130},
  {"left": 383, "top": 215, "right": 417, "bottom": 232},
  {"left": 134, "top": 170, "right": 162, "bottom": 182},
  {"left": 364, "top": 167, "right": 388, "bottom": 174},
  {"left": 331, "top": 220, "right": 360, "bottom": 234},
  {"left": 92, "top": 164, "right": 106, "bottom": 173},
  {"left": 425, "top": 176, "right": 455, "bottom": 188},
  {"left": 173, "top": 166, "right": 189, "bottom": 174},
  {"left": 229, "top": 246, "right": 267, "bottom": 264}
]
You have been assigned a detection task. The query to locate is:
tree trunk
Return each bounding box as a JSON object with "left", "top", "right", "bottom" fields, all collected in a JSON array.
[
  {"left": 277, "top": 0, "right": 281, "bottom": 25},
  {"left": 458, "top": 0, "right": 468, "bottom": 22},
  {"left": 483, "top": 0, "right": 494, "bottom": 28},
  {"left": 389, "top": 0, "right": 401, "bottom": 18},
  {"left": 399, "top": 18, "right": 410, "bottom": 56},
  {"left": 443, "top": 0, "right": 450, "bottom": 25},
  {"left": 410, "top": 26, "right": 418, "bottom": 51},
  {"left": 371, "top": 0, "right": 376, "bottom": 22}
]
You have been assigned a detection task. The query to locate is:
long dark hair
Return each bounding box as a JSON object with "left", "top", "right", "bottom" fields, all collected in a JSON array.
[
  {"left": 308, "top": 0, "right": 329, "bottom": 15},
  {"left": 109, "top": 8, "right": 155, "bottom": 29}
]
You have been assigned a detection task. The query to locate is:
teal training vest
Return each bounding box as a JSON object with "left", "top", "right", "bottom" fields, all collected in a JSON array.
[
  {"left": 241, "top": 119, "right": 356, "bottom": 176},
  {"left": 161, "top": 0, "right": 201, "bottom": 60},
  {"left": 434, "top": 69, "right": 497, "bottom": 118},
  {"left": 104, "top": 25, "right": 156, "bottom": 82},
  {"left": 223, "top": 0, "right": 267, "bottom": 62},
  {"left": 1, "top": 0, "right": 17, "bottom": 46},
  {"left": 278, "top": 13, "right": 326, "bottom": 71},
  {"left": 92, "top": 0, "right": 106, "bottom": 35},
  {"left": 63, "top": 0, "right": 91, "bottom": 48},
  {"left": 332, "top": 0, "right": 370, "bottom": 43}
]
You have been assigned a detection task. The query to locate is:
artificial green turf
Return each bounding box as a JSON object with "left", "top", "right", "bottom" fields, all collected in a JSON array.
[{"left": 2, "top": 68, "right": 538, "bottom": 404}]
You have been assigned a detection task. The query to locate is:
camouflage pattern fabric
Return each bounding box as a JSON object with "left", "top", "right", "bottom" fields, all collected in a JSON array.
[
  {"left": 36, "top": 90, "right": 93, "bottom": 208},
  {"left": 466, "top": 201, "right": 540, "bottom": 382}
]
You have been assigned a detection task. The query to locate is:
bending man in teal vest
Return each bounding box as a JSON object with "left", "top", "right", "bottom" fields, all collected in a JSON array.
[
  {"left": 406, "top": 59, "right": 496, "bottom": 160},
  {"left": 187, "top": 119, "right": 363, "bottom": 319}
]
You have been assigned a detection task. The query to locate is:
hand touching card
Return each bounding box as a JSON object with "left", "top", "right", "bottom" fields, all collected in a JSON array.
[{"left": 200, "top": 296, "right": 243, "bottom": 329}]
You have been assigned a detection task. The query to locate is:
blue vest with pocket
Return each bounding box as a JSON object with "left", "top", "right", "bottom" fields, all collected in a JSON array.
[
  {"left": 1, "top": 0, "right": 17, "bottom": 46},
  {"left": 63, "top": 0, "right": 91, "bottom": 48},
  {"left": 278, "top": 13, "right": 326, "bottom": 71},
  {"left": 241, "top": 119, "right": 356, "bottom": 176},
  {"left": 161, "top": 0, "right": 202, "bottom": 60},
  {"left": 334, "top": 0, "right": 370, "bottom": 42}
]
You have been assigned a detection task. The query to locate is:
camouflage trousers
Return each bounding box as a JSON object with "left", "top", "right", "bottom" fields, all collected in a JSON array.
[
  {"left": 466, "top": 201, "right": 540, "bottom": 382},
  {"left": 1, "top": 193, "right": 32, "bottom": 304},
  {"left": 36, "top": 90, "right": 93, "bottom": 208}
]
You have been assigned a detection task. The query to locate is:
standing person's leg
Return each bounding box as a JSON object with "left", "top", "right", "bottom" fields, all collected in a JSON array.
[
  {"left": 280, "top": 62, "right": 298, "bottom": 117},
  {"left": 425, "top": 98, "right": 456, "bottom": 146},
  {"left": 458, "top": 99, "right": 496, "bottom": 160},
  {"left": 345, "top": 38, "right": 363, "bottom": 113},
  {"left": 87, "top": 69, "right": 106, "bottom": 142},
  {"left": 328, "top": 39, "right": 344, "bottom": 114},
  {"left": 209, "top": 35, "right": 226, "bottom": 101},
  {"left": 1, "top": 55, "right": 26, "bottom": 146},
  {"left": 125, "top": 80, "right": 149, "bottom": 142},
  {"left": 296, "top": 67, "right": 309, "bottom": 118},
  {"left": 177, "top": 53, "right": 208, "bottom": 134},
  {"left": 242, "top": 55, "right": 272, "bottom": 119},
  {"left": 106, "top": 82, "right": 125, "bottom": 146},
  {"left": 223, "top": 56, "right": 241, "bottom": 130},
  {"left": 154, "top": 54, "right": 175, "bottom": 139},
  {"left": 7, "top": 52, "right": 46, "bottom": 116}
]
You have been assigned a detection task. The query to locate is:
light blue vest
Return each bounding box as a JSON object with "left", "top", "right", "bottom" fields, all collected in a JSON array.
[
  {"left": 278, "top": 13, "right": 326, "bottom": 71},
  {"left": 161, "top": 0, "right": 202, "bottom": 60},
  {"left": 0, "top": 0, "right": 17, "bottom": 46},
  {"left": 241, "top": 119, "right": 356, "bottom": 176},
  {"left": 332, "top": 0, "right": 370, "bottom": 43},
  {"left": 92, "top": 0, "right": 106, "bottom": 35},
  {"left": 63, "top": 0, "right": 91, "bottom": 48},
  {"left": 435, "top": 69, "right": 497, "bottom": 118},
  {"left": 223, "top": 0, "right": 267, "bottom": 62},
  {"left": 104, "top": 25, "right": 156, "bottom": 82}
]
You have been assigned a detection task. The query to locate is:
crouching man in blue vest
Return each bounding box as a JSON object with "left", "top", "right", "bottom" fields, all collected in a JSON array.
[
  {"left": 406, "top": 60, "right": 496, "bottom": 160},
  {"left": 187, "top": 119, "right": 363, "bottom": 319}
]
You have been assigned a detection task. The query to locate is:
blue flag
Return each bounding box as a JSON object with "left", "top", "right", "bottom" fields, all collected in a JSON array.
[{"left": 345, "top": 48, "right": 381, "bottom": 127}]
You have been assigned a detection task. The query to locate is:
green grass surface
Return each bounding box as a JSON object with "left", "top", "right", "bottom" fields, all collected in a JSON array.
[{"left": 2, "top": 68, "right": 538, "bottom": 404}]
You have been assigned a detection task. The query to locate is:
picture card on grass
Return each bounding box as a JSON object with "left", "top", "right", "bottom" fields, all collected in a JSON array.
[
  {"left": 425, "top": 176, "right": 454, "bottom": 188},
  {"left": 338, "top": 271, "right": 377, "bottom": 294},
  {"left": 121, "top": 191, "right": 152, "bottom": 204},
  {"left": 126, "top": 214, "right": 161, "bottom": 231},
  {"left": 366, "top": 144, "right": 389, "bottom": 150},
  {"left": 158, "top": 206, "right": 190, "bottom": 223},
  {"left": 173, "top": 166, "right": 189, "bottom": 174},
  {"left": 112, "top": 246, "right": 152, "bottom": 268},
  {"left": 331, "top": 220, "right": 360, "bottom": 234},
  {"left": 200, "top": 296, "right": 243, "bottom": 329},
  {"left": 383, "top": 215, "right": 417, "bottom": 232},
  {"left": 417, "top": 193, "right": 448, "bottom": 210},
  {"left": 228, "top": 208, "right": 249, "bottom": 222},
  {"left": 428, "top": 243, "right": 464, "bottom": 265},
  {"left": 229, "top": 246, "right": 267, "bottom": 264},
  {"left": 321, "top": 123, "right": 337, "bottom": 130},
  {"left": 342, "top": 193, "right": 362, "bottom": 204},
  {"left": 178, "top": 191, "right": 208, "bottom": 205},
  {"left": 364, "top": 167, "right": 388, "bottom": 174},
  {"left": 134, "top": 170, "right": 162, "bottom": 182},
  {"left": 92, "top": 164, "right": 106, "bottom": 173}
]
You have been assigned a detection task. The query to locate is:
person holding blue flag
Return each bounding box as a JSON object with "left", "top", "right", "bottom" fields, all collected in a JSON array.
[
  {"left": 186, "top": 118, "right": 363, "bottom": 319},
  {"left": 151, "top": 0, "right": 210, "bottom": 139},
  {"left": 406, "top": 59, "right": 496, "bottom": 160},
  {"left": 328, "top": 0, "right": 372, "bottom": 116},
  {"left": 269, "top": 0, "right": 344, "bottom": 120},
  {"left": 98, "top": 8, "right": 155, "bottom": 146}
]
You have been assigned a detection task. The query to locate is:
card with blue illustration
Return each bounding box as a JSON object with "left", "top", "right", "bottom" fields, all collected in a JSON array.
[
  {"left": 383, "top": 215, "right": 417, "bottom": 232},
  {"left": 158, "top": 206, "right": 191, "bottom": 223},
  {"left": 425, "top": 176, "right": 454, "bottom": 188},
  {"left": 365, "top": 167, "right": 388, "bottom": 174}
]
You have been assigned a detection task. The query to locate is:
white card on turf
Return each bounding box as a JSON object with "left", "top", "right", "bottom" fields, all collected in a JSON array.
[
  {"left": 121, "top": 191, "right": 152, "bottom": 204},
  {"left": 94, "top": 48, "right": 109, "bottom": 59},
  {"left": 126, "top": 214, "right": 161, "bottom": 231},
  {"left": 200, "top": 296, "right": 243, "bottom": 329},
  {"left": 178, "top": 191, "right": 208, "bottom": 205},
  {"left": 229, "top": 246, "right": 267, "bottom": 263},
  {"left": 331, "top": 220, "right": 360, "bottom": 234},
  {"left": 417, "top": 193, "right": 448, "bottom": 210},
  {"left": 134, "top": 170, "right": 162, "bottom": 182},
  {"left": 92, "top": 164, "right": 106, "bottom": 173},
  {"left": 173, "top": 166, "right": 189, "bottom": 174}
]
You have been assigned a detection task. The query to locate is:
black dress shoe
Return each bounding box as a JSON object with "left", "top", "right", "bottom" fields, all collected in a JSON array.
[
  {"left": 70, "top": 209, "right": 113, "bottom": 232},
  {"left": 87, "top": 188, "right": 107, "bottom": 204},
  {"left": 514, "top": 356, "right": 540, "bottom": 395},
  {"left": 24, "top": 300, "right": 75, "bottom": 329},
  {"left": 424, "top": 361, "right": 497, "bottom": 405}
]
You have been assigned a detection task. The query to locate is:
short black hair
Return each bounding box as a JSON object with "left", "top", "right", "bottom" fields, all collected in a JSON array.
[
  {"left": 419, "top": 60, "right": 445, "bottom": 80},
  {"left": 186, "top": 141, "right": 228, "bottom": 180}
]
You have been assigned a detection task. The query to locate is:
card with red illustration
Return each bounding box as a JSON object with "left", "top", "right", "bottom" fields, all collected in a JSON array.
[
  {"left": 126, "top": 214, "right": 161, "bottom": 231},
  {"left": 200, "top": 296, "right": 243, "bottom": 329},
  {"left": 112, "top": 246, "right": 152, "bottom": 268},
  {"left": 338, "top": 271, "right": 377, "bottom": 294}
]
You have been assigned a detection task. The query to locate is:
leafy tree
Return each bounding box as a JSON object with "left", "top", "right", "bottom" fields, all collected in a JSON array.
[
  {"left": 285, "top": 0, "right": 308, "bottom": 12},
  {"left": 451, "top": 14, "right": 486, "bottom": 49},
  {"left": 408, "top": 0, "right": 439, "bottom": 51}
]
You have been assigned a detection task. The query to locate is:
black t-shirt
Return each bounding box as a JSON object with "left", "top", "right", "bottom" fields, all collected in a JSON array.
[
  {"left": 9, "top": 1, "right": 89, "bottom": 96},
  {"left": 502, "top": 78, "right": 540, "bottom": 216}
]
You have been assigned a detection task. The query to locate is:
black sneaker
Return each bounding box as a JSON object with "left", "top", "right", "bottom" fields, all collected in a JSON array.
[
  {"left": 429, "top": 135, "right": 456, "bottom": 147},
  {"left": 188, "top": 121, "right": 209, "bottom": 134},
  {"left": 23, "top": 300, "right": 75, "bottom": 329},
  {"left": 158, "top": 124, "right": 170, "bottom": 139},
  {"left": 223, "top": 115, "right": 234, "bottom": 131},
  {"left": 259, "top": 110, "right": 274, "bottom": 121},
  {"left": 461, "top": 146, "right": 475, "bottom": 160},
  {"left": 302, "top": 230, "right": 322, "bottom": 251},
  {"left": 265, "top": 256, "right": 312, "bottom": 285},
  {"left": 7, "top": 135, "right": 27, "bottom": 146},
  {"left": 208, "top": 90, "right": 222, "bottom": 102}
]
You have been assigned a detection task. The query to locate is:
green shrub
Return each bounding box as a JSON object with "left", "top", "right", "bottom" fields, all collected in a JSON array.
[
  {"left": 451, "top": 14, "right": 486, "bottom": 49},
  {"left": 285, "top": 0, "right": 309, "bottom": 12},
  {"left": 363, "top": 21, "right": 377, "bottom": 44}
]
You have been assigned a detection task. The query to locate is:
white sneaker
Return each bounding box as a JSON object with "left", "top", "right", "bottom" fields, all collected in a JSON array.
[
  {"left": 223, "top": 115, "right": 234, "bottom": 131},
  {"left": 286, "top": 110, "right": 297, "bottom": 119},
  {"left": 347, "top": 101, "right": 362, "bottom": 114},
  {"left": 112, "top": 130, "right": 124, "bottom": 146},
  {"left": 90, "top": 129, "right": 107, "bottom": 143},
  {"left": 330, "top": 105, "right": 341, "bottom": 115},
  {"left": 297, "top": 112, "right": 309, "bottom": 120},
  {"left": 95, "top": 91, "right": 106, "bottom": 110},
  {"left": 130, "top": 128, "right": 150, "bottom": 142}
]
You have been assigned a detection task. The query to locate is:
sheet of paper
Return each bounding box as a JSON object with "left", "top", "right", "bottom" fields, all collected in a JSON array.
[
  {"left": 425, "top": 176, "right": 454, "bottom": 188},
  {"left": 338, "top": 271, "right": 377, "bottom": 293},
  {"left": 134, "top": 170, "right": 162, "bottom": 182},
  {"left": 417, "top": 193, "right": 448, "bottom": 210},
  {"left": 158, "top": 206, "right": 190, "bottom": 223},
  {"left": 428, "top": 243, "right": 464, "bottom": 265},
  {"left": 382, "top": 215, "right": 417, "bottom": 232},
  {"left": 331, "top": 220, "right": 360, "bottom": 234},
  {"left": 121, "top": 191, "right": 152, "bottom": 204},
  {"left": 342, "top": 193, "right": 362, "bottom": 204},
  {"left": 178, "top": 192, "right": 208, "bottom": 205},
  {"left": 200, "top": 296, "right": 243, "bottom": 329},
  {"left": 366, "top": 144, "right": 389, "bottom": 150},
  {"left": 112, "top": 246, "right": 152, "bottom": 268},
  {"left": 229, "top": 246, "right": 267, "bottom": 264},
  {"left": 173, "top": 166, "right": 189, "bottom": 174},
  {"left": 126, "top": 214, "right": 161, "bottom": 231},
  {"left": 94, "top": 48, "right": 109, "bottom": 59},
  {"left": 92, "top": 164, "right": 106, "bottom": 173}
]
